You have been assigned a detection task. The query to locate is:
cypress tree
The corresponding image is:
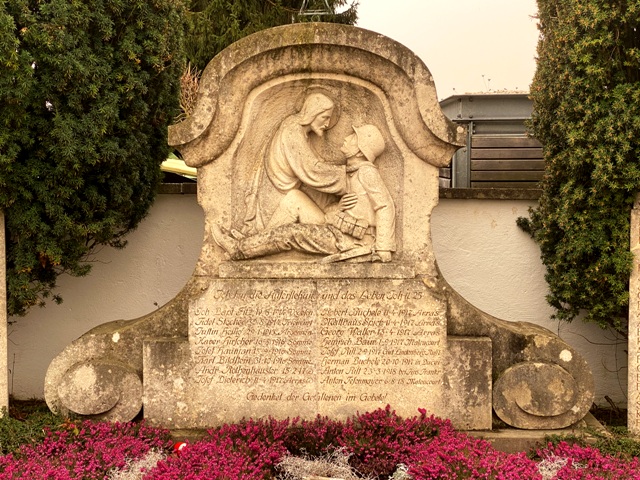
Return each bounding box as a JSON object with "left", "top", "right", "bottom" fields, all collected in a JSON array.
[
  {"left": 0, "top": 0, "right": 186, "bottom": 316},
  {"left": 521, "top": 0, "right": 640, "bottom": 334}
]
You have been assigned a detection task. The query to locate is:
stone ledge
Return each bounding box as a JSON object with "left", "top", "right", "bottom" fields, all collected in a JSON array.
[
  {"left": 219, "top": 261, "right": 415, "bottom": 279},
  {"left": 169, "top": 415, "right": 605, "bottom": 452},
  {"left": 159, "top": 183, "right": 197, "bottom": 195},
  {"left": 467, "top": 413, "right": 603, "bottom": 453},
  {"left": 439, "top": 187, "right": 542, "bottom": 201}
]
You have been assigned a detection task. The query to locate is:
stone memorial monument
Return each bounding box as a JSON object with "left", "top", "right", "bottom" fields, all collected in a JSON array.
[
  {"left": 0, "top": 211, "right": 7, "bottom": 415},
  {"left": 629, "top": 194, "right": 640, "bottom": 435},
  {"left": 45, "top": 23, "right": 595, "bottom": 431}
]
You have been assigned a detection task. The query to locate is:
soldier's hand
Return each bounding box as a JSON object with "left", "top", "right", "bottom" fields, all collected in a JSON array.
[{"left": 339, "top": 193, "right": 358, "bottom": 210}]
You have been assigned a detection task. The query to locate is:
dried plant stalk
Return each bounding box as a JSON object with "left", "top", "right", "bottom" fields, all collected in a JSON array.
[
  {"left": 175, "top": 62, "right": 201, "bottom": 123},
  {"left": 277, "top": 448, "right": 370, "bottom": 480}
]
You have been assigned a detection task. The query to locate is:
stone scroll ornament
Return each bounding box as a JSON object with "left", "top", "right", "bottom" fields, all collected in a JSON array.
[
  {"left": 44, "top": 23, "right": 594, "bottom": 430},
  {"left": 44, "top": 284, "right": 196, "bottom": 421},
  {"left": 442, "top": 275, "right": 595, "bottom": 430}
]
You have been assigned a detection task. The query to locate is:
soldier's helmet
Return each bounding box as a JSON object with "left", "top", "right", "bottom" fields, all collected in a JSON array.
[{"left": 352, "top": 124, "right": 385, "bottom": 162}]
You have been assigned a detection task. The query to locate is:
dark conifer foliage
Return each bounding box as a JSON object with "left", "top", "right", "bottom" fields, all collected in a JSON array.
[
  {"left": 521, "top": 0, "right": 640, "bottom": 334},
  {"left": 0, "top": 0, "right": 186, "bottom": 315},
  {"left": 185, "top": 0, "right": 358, "bottom": 71}
]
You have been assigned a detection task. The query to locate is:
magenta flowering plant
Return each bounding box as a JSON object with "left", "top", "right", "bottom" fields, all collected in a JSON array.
[
  {"left": 536, "top": 441, "right": 640, "bottom": 480},
  {"left": 283, "top": 414, "right": 344, "bottom": 456},
  {"left": 143, "top": 435, "right": 272, "bottom": 480},
  {"left": 146, "top": 417, "right": 291, "bottom": 479},
  {"left": 0, "top": 407, "right": 639, "bottom": 480},
  {"left": 336, "top": 406, "right": 449, "bottom": 476},
  {"left": 0, "top": 420, "right": 171, "bottom": 480},
  {"left": 407, "top": 432, "right": 541, "bottom": 479}
]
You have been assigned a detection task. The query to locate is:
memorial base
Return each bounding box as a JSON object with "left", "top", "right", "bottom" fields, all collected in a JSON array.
[
  {"left": 144, "top": 276, "right": 454, "bottom": 428},
  {"left": 142, "top": 274, "right": 493, "bottom": 431}
]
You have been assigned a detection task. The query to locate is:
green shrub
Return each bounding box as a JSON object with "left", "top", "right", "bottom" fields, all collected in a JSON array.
[
  {"left": 522, "top": 0, "right": 640, "bottom": 334},
  {"left": 594, "top": 427, "right": 640, "bottom": 460},
  {"left": 0, "top": 0, "right": 186, "bottom": 316},
  {"left": 0, "top": 408, "right": 62, "bottom": 455}
]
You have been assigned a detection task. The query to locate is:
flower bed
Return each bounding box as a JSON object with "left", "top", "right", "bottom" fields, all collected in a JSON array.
[{"left": 0, "top": 406, "right": 638, "bottom": 479}]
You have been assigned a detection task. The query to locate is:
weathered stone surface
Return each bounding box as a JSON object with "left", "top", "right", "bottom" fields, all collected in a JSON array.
[
  {"left": 44, "top": 277, "right": 205, "bottom": 420},
  {"left": 45, "top": 22, "right": 595, "bottom": 432},
  {"left": 150, "top": 22, "right": 461, "bottom": 426},
  {"left": 443, "top": 337, "right": 492, "bottom": 430},
  {"left": 629, "top": 194, "right": 640, "bottom": 435},
  {"left": 442, "top": 274, "right": 595, "bottom": 429},
  {"left": 143, "top": 338, "right": 191, "bottom": 428},
  {"left": 58, "top": 360, "right": 142, "bottom": 419},
  {"left": 0, "top": 212, "right": 7, "bottom": 415},
  {"left": 168, "top": 24, "right": 464, "bottom": 168},
  {"left": 144, "top": 277, "right": 448, "bottom": 428},
  {"left": 493, "top": 362, "right": 578, "bottom": 428},
  {"left": 169, "top": 23, "right": 465, "bottom": 281}
]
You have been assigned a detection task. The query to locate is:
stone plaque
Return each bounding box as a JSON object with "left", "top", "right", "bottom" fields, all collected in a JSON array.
[{"left": 188, "top": 278, "right": 446, "bottom": 423}]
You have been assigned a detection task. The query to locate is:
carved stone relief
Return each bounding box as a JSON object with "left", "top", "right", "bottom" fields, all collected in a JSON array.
[{"left": 209, "top": 88, "right": 397, "bottom": 264}]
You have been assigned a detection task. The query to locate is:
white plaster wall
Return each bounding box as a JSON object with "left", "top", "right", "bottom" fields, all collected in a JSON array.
[
  {"left": 8, "top": 194, "right": 205, "bottom": 399},
  {"left": 432, "top": 199, "right": 628, "bottom": 406},
  {"left": 8, "top": 194, "right": 627, "bottom": 407}
]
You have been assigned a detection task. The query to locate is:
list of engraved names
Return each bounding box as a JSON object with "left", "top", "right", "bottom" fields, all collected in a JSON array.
[{"left": 189, "top": 279, "right": 445, "bottom": 401}]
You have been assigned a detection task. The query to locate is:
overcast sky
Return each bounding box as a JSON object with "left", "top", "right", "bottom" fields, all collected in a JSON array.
[{"left": 354, "top": 0, "right": 539, "bottom": 99}]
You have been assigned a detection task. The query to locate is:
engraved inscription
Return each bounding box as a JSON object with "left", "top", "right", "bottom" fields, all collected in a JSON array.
[
  {"left": 190, "top": 283, "right": 315, "bottom": 388},
  {"left": 189, "top": 279, "right": 445, "bottom": 407}
]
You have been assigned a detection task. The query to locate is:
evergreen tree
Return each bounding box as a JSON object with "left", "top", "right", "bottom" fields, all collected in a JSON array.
[
  {"left": 521, "top": 0, "right": 640, "bottom": 334},
  {"left": 0, "top": 0, "right": 186, "bottom": 316},
  {"left": 186, "top": 0, "right": 358, "bottom": 70}
]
